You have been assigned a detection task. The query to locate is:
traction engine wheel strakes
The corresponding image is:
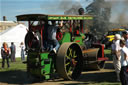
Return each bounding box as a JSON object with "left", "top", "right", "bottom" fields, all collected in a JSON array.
[{"left": 56, "top": 43, "right": 83, "bottom": 80}]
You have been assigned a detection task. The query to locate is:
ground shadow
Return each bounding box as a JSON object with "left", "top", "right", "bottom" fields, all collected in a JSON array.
[
  {"left": 53, "top": 61, "right": 118, "bottom": 85},
  {"left": 55, "top": 71, "right": 118, "bottom": 85},
  {"left": 0, "top": 70, "right": 33, "bottom": 84},
  {"left": 77, "top": 71, "right": 117, "bottom": 82},
  {"left": 74, "top": 60, "right": 117, "bottom": 84},
  {"left": 61, "top": 83, "right": 90, "bottom": 85}
]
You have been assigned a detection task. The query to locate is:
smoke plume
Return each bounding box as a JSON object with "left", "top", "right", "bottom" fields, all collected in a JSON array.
[
  {"left": 59, "top": 0, "right": 82, "bottom": 15},
  {"left": 85, "top": 0, "right": 111, "bottom": 33},
  {"left": 110, "top": 0, "right": 128, "bottom": 25},
  {"left": 64, "top": 2, "right": 82, "bottom": 15},
  {"left": 40, "top": 0, "right": 82, "bottom": 15}
]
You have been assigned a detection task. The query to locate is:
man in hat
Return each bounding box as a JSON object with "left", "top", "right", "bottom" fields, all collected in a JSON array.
[{"left": 111, "top": 34, "right": 121, "bottom": 81}]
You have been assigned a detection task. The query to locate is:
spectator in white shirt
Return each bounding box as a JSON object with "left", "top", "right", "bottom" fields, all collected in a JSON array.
[
  {"left": 119, "top": 39, "right": 128, "bottom": 85},
  {"left": 111, "top": 34, "right": 121, "bottom": 81}
]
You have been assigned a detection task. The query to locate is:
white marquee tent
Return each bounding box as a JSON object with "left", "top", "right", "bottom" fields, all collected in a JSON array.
[{"left": 0, "top": 24, "right": 28, "bottom": 58}]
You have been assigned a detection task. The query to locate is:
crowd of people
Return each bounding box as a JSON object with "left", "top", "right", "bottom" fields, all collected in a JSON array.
[
  {"left": 111, "top": 31, "right": 128, "bottom": 85},
  {"left": 1, "top": 42, "right": 25, "bottom": 68}
]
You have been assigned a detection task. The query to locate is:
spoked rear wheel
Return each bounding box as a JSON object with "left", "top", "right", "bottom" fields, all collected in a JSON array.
[{"left": 56, "top": 43, "right": 83, "bottom": 80}]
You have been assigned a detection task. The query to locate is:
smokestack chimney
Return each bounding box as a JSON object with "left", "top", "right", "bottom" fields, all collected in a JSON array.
[
  {"left": 78, "top": 8, "right": 84, "bottom": 15},
  {"left": 3, "top": 16, "right": 7, "bottom": 21}
]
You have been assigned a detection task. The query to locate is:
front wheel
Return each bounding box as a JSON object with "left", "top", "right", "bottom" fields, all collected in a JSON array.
[{"left": 56, "top": 42, "right": 83, "bottom": 80}]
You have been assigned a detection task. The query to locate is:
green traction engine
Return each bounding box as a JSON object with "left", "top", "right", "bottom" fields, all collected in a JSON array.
[{"left": 16, "top": 14, "right": 108, "bottom": 80}]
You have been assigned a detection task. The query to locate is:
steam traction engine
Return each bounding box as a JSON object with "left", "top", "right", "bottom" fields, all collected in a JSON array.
[{"left": 16, "top": 14, "right": 108, "bottom": 80}]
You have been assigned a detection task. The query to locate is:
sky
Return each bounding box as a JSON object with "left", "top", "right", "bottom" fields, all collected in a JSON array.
[
  {"left": 1, "top": 0, "right": 128, "bottom": 23},
  {"left": 109, "top": 0, "right": 128, "bottom": 23},
  {"left": 0, "top": 0, "right": 93, "bottom": 21}
]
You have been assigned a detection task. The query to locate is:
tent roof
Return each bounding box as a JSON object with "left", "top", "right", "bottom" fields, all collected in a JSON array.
[{"left": 0, "top": 24, "right": 27, "bottom": 42}]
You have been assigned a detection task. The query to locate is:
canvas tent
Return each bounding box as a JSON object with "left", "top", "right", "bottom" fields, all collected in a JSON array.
[{"left": 0, "top": 24, "right": 27, "bottom": 58}]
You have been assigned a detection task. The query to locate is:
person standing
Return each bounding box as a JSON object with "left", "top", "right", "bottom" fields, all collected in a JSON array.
[
  {"left": 111, "top": 34, "right": 121, "bottom": 81},
  {"left": 119, "top": 40, "right": 128, "bottom": 85},
  {"left": 20, "top": 42, "right": 25, "bottom": 61},
  {"left": 122, "top": 31, "right": 128, "bottom": 48},
  {"left": 1, "top": 42, "right": 10, "bottom": 68},
  {"left": 10, "top": 42, "right": 16, "bottom": 62}
]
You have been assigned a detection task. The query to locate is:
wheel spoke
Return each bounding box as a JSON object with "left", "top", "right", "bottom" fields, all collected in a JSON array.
[
  {"left": 66, "top": 48, "right": 77, "bottom": 71},
  {"left": 73, "top": 51, "right": 77, "bottom": 58},
  {"left": 68, "top": 48, "right": 72, "bottom": 57},
  {"left": 66, "top": 55, "right": 71, "bottom": 59},
  {"left": 65, "top": 61, "right": 70, "bottom": 66},
  {"left": 67, "top": 67, "right": 72, "bottom": 75}
]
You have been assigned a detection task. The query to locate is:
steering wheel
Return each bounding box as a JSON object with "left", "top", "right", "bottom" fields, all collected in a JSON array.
[{"left": 56, "top": 32, "right": 63, "bottom": 41}]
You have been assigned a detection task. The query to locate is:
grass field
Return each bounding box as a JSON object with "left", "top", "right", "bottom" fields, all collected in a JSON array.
[
  {"left": 0, "top": 58, "right": 26, "bottom": 72},
  {"left": 0, "top": 49, "right": 111, "bottom": 72},
  {"left": 0, "top": 50, "right": 121, "bottom": 85}
]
